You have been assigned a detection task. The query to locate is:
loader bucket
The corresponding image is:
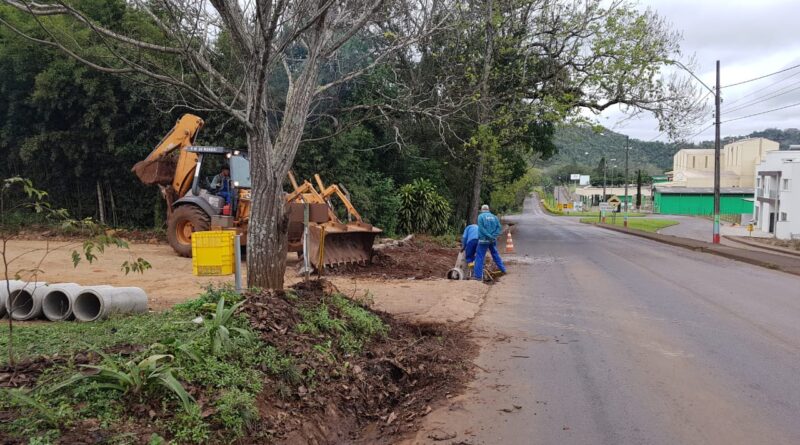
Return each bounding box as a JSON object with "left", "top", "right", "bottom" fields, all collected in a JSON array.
[
  {"left": 132, "top": 157, "right": 176, "bottom": 186},
  {"left": 307, "top": 222, "right": 382, "bottom": 269}
]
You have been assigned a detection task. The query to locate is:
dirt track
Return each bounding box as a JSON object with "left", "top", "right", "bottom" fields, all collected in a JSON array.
[{"left": 4, "top": 239, "right": 488, "bottom": 322}]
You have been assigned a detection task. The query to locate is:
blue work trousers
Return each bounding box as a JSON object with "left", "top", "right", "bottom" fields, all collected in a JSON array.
[
  {"left": 474, "top": 241, "right": 506, "bottom": 280},
  {"left": 464, "top": 239, "right": 478, "bottom": 264}
]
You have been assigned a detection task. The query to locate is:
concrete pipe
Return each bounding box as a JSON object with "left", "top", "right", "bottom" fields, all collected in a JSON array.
[
  {"left": 73, "top": 287, "right": 148, "bottom": 322},
  {"left": 6, "top": 282, "right": 49, "bottom": 321},
  {"left": 446, "top": 268, "right": 465, "bottom": 280},
  {"left": 41, "top": 283, "right": 96, "bottom": 321},
  {"left": 1, "top": 280, "right": 26, "bottom": 318}
]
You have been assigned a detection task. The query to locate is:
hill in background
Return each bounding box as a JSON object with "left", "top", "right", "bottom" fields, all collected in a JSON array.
[{"left": 545, "top": 126, "right": 800, "bottom": 174}]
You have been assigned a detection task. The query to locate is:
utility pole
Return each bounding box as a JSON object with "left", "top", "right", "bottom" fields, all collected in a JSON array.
[
  {"left": 713, "top": 60, "right": 721, "bottom": 244},
  {"left": 602, "top": 160, "right": 607, "bottom": 202},
  {"left": 624, "top": 136, "right": 630, "bottom": 228}
]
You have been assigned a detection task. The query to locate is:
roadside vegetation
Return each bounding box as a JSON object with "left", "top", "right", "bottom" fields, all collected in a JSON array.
[
  {"left": 580, "top": 217, "right": 678, "bottom": 233},
  {"left": 0, "top": 282, "right": 472, "bottom": 444},
  {"left": 564, "top": 211, "right": 646, "bottom": 218},
  {"left": 0, "top": 284, "right": 382, "bottom": 443}
]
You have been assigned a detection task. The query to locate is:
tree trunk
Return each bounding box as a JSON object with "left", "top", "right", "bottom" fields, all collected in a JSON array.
[
  {"left": 246, "top": 134, "right": 288, "bottom": 291},
  {"left": 96, "top": 181, "right": 105, "bottom": 225},
  {"left": 469, "top": 0, "right": 494, "bottom": 223},
  {"left": 469, "top": 154, "right": 484, "bottom": 224},
  {"left": 245, "top": 50, "right": 321, "bottom": 289}
]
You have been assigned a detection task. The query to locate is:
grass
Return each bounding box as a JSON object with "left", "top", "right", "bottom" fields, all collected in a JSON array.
[
  {"left": 0, "top": 285, "right": 389, "bottom": 444},
  {"left": 562, "top": 211, "right": 646, "bottom": 218},
  {"left": 0, "top": 312, "right": 194, "bottom": 366},
  {"left": 580, "top": 217, "right": 679, "bottom": 232},
  {"left": 0, "top": 288, "right": 270, "bottom": 443}
]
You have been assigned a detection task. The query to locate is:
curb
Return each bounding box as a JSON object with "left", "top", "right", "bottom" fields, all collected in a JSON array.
[
  {"left": 586, "top": 222, "right": 800, "bottom": 277},
  {"left": 723, "top": 235, "right": 800, "bottom": 258}
]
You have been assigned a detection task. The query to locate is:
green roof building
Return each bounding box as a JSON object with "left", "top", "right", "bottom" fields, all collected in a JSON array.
[{"left": 653, "top": 187, "right": 754, "bottom": 216}]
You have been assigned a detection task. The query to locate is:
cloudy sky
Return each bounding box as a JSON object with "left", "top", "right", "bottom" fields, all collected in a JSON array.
[{"left": 594, "top": 0, "right": 800, "bottom": 143}]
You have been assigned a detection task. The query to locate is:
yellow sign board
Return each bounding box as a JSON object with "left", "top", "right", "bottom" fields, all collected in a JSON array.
[
  {"left": 608, "top": 195, "right": 621, "bottom": 204},
  {"left": 747, "top": 224, "right": 754, "bottom": 232}
]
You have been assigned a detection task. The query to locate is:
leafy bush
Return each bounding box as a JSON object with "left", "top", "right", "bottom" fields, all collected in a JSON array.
[
  {"left": 398, "top": 179, "right": 452, "bottom": 235},
  {"left": 348, "top": 175, "right": 402, "bottom": 236},
  {"left": 490, "top": 169, "right": 538, "bottom": 214}
]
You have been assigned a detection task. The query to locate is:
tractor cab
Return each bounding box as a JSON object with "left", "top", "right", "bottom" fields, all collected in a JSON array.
[{"left": 165, "top": 146, "right": 251, "bottom": 256}]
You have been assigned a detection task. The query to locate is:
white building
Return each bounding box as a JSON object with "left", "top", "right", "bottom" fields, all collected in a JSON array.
[
  {"left": 754, "top": 146, "right": 800, "bottom": 239},
  {"left": 669, "top": 138, "right": 779, "bottom": 189}
]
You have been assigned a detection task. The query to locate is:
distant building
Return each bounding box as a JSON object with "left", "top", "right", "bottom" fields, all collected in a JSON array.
[
  {"left": 754, "top": 146, "right": 800, "bottom": 239},
  {"left": 668, "top": 138, "right": 779, "bottom": 189},
  {"left": 652, "top": 138, "right": 779, "bottom": 217},
  {"left": 653, "top": 187, "right": 753, "bottom": 216}
]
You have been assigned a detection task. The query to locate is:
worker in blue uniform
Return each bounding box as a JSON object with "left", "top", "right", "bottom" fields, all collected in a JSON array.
[
  {"left": 474, "top": 204, "right": 507, "bottom": 281},
  {"left": 461, "top": 223, "right": 479, "bottom": 266}
]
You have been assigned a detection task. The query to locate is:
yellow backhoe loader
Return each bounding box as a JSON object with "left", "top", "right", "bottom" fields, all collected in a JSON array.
[{"left": 132, "top": 114, "right": 381, "bottom": 268}]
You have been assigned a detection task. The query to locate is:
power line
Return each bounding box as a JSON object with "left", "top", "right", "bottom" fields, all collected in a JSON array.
[
  {"left": 671, "top": 60, "right": 715, "bottom": 95},
  {"left": 643, "top": 90, "right": 713, "bottom": 143},
  {"left": 721, "top": 62, "right": 800, "bottom": 88},
  {"left": 723, "top": 69, "right": 800, "bottom": 107},
  {"left": 723, "top": 101, "right": 800, "bottom": 123},
  {"left": 724, "top": 82, "right": 800, "bottom": 114}
]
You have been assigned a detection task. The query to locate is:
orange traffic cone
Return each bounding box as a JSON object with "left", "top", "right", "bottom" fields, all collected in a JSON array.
[{"left": 505, "top": 232, "right": 515, "bottom": 254}]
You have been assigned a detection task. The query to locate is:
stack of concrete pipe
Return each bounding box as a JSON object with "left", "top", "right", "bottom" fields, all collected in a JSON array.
[{"left": 1, "top": 281, "right": 147, "bottom": 322}]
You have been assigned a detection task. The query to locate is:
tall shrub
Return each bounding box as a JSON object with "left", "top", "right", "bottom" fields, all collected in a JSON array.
[{"left": 398, "top": 179, "right": 451, "bottom": 235}]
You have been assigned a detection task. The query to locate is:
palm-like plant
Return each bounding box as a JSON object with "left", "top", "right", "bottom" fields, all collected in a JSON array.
[
  {"left": 205, "top": 297, "right": 252, "bottom": 356},
  {"left": 398, "top": 179, "right": 452, "bottom": 235},
  {"left": 52, "top": 353, "right": 194, "bottom": 412}
]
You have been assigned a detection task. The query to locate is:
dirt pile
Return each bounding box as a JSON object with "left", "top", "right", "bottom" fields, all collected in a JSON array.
[
  {"left": 324, "top": 241, "right": 459, "bottom": 280},
  {"left": 241, "top": 280, "right": 476, "bottom": 444}
]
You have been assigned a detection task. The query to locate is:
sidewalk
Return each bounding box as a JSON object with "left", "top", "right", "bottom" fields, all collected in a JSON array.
[
  {"left": 724, "top": 235, "right": 800, "bottom": 258},
  {"left": 592, "top": 223, "right": 800, "bottom": 277}
]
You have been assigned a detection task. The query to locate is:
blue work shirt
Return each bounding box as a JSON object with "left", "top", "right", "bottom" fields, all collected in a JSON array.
[
  {"left": 477, "top": 211, "right": 502, "bottom": 244},
  {"left": 461, "top": 224, "right": 479, "bottom": 247}
]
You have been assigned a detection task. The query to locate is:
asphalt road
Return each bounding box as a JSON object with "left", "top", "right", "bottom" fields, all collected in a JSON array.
[{"left": 409, "top": 196, "right": 800, "bottom": 445}]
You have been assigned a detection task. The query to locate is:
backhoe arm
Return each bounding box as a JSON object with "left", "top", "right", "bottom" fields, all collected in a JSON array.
[{"left": 131, "top": 114, "right": 205, "bottom": 199}]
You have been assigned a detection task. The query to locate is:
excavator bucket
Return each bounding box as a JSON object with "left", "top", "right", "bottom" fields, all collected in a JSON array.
[
  {"left": 306, "top": 222, "right": 382, "bottom": 268},
  {"left": 132, "top": 157, "right": 176, "bottom": 186}
]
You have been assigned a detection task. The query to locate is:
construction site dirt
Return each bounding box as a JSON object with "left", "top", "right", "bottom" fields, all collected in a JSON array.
[
  {"left": 323, "top": 240, "right": 459, "bottom": 280},
  {"left": 240, "top": 280, "right": 477, "bottom": 444},
  {"left": 4, "top": 238, "right": 469, "bottom": 311}
]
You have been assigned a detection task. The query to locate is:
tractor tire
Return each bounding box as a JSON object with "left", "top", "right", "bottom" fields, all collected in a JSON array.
[{"left": 167, "top": 205, "right": 211, "bottom": 257}]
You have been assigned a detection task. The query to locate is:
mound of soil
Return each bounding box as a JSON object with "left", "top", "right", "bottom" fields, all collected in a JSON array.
[
  {"left": 325, "top": 241, "right": 459, "bottom": 280},
  {"left": 241, "top": 280, "right": 476, "bottom": 444}
]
